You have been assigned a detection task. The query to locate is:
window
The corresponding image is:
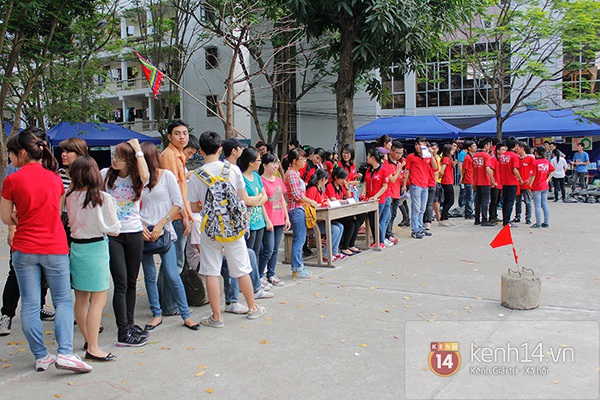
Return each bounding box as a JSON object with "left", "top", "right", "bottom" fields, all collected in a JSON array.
[
  {"left": 562, "top": 50, "right": 600, "bottom": 99},
  {"left": 206, "top": 95, "right": 218, "bottom": 117},
  {"left": 205, "top": 47, "right": 218, "bottom": 70},
  {"left": 415, "top": 42, "right": 510, "bottom": 108},
  {"left": 381, "top": 66, "right": 405, "bottom": 109}
]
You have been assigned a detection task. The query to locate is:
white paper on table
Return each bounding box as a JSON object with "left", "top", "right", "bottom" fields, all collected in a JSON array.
[
  {"left": 329, "top": 200, "right": 342, "bottom": 208},
  {"left": 346, "top": 198, "right": 356, "bottom": 204}
]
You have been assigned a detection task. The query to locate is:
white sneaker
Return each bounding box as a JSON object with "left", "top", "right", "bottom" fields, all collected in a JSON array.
[
  {"left": 383, "top": 238, "right": 394, "bottom": 247},
  {"left": 254, "top": 288, "right": 274, "bottom": 299},
  {"left": 260, "top": 277, "right": 272, "bottom": 291},
  {"left": 55, "top": 354, "right": 93, "bottom": 373},
  {"left": 247, "top": 306, "right": 267, "bottom": 320},
  {"left": 424, "top": 222, "right": 431, "bottom": 230},
  {"left": 0, "top": 315, "right": 11, "bottom": 336},
  {"left": 36, "top": 353, "right": 56, "bottom": 371},
  {"left": 224, "top": 302, "right": 249, "bottom": 314}
]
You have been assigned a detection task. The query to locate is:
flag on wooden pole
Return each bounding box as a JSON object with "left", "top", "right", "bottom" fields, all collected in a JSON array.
[
  {"left": 490, "top": 224, "right": 519, "bottom": 266},
  {"left": 133, "top": 51, "right": 164, "bottom": 99}
]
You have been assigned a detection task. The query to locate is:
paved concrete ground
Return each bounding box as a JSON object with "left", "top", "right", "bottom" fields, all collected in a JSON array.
[{"left": 0, "top": 200, "right": 598, "bottom": 400}]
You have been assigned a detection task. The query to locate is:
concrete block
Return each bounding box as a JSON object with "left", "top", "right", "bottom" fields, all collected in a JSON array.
[{"left": 501, "top": 273, "right": 541, "bottom": 310}]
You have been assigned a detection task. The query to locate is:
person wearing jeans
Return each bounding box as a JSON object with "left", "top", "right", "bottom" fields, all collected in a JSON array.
[
  {"left": 514, "top": 143, "right": 535, "bottom": 224},
  {"left": 550, "top": 149, "right": 568, "bottom": 201},
  {"left": 530, "top": 146, "right": 555, "bottom": 228},
  {"left": 459, "top": 140, "right": 476, "bottom": 219},
  {"left": 402, "top": 137, "right": 438, "bottom": 238},
  {"left": 472, "top": 139, "right": 496, "bottom": 226},
  {"left": 1, "top": 127, "right": 91, "bottom": 372},
  {"left": 284, "top": 148, "right": 318, "bottom": 278},
  {"left": 139, "top": 143, "right": 200, "bottom": 331},
  {"left": 362, "top": 148, "right": 392, "bottom": 248}
]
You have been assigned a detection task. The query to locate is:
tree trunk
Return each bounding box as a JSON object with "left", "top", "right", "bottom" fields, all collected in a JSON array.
[
  {"left": 496, "top": 111, "right": 503, "bottom": 141},
  {"left": 335, "top": 12, "right": 357, "bottom": 149}
]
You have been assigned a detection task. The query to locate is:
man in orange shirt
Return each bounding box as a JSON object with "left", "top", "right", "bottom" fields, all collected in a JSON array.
[{"left": 159, "top": 120, "right": 193, "bottom": 314}]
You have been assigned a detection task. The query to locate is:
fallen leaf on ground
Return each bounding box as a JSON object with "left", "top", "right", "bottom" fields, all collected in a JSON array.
[
  {"left": 133, "top": 350, "right": 144, "bottom": 354},
  {"left": 138, "top": 362, "right": 143, "bottom": 366},
  {"left": 1, "top": 364, "right": 11, "bottom": 369},
  {"left": 260, "top": 340, "right": 269, "bottom": 345},
  {"left": 359, "top": 343, "right": 367, "bottom": 347},
  {"left": 205, "top": 389, "right": 214, "bottom": 393},
  {"left": 161, "top": 346, "right": 170, "bottom": 350},
  {"left": 102, "top": 313, "right": 112, "bottom": 317},
  {"left": 195, "top": 370, "right": 205, "bottom": 377},
  {"left": 264, "top": 316, "right": 272, "bottom": 321},
  {"left": 402, "top": 296, "right": 411, "bottom": 300},
  {"left": 419, "top": 284, "right": 426, "bottom": 287},
  {"left": 198, "top": 364, "right": 207, "bottom": 369},
  {"left": 67, "top": 382, "right": 73, "bottom": 386},
  {"left": 54, "top": 395, "right": 61, "bottom": 398},
  {"left": 296, "top": 305, "right": 302, "bottom": 309},
  {"left": 186, "top": 346, "right": 196, "bottom": 350},
  {"left": 319, "top": 315, "right": 327, "bottom": 319},
  {"left": 122, "top": 380, "right": 127, "bottom": 385},
  {"left": 279, "top": 300, "right": 288, "bottom": 304},
  {"left": 7, "top": 342, "right": 20, "bottom": 346},
  {"left": 44, "top": 330, "right": 54, "bottom": 335},
  {"left": 314, "top": 292, "right": 320, "bottom": 297}
]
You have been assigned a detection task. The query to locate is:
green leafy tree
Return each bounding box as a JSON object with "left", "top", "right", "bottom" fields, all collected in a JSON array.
[
  {"left": 190, "top": 0, "right": 332, "bottom": 153},
  {"left": 126, "top": 0, "right": 208, "bottom": 143},
  {"left": 287, "top": 0, "right": 475, "bottom": 147},
  {"left": 0, "top": 0, "right": 104, "bottom": 177},
  {"left": 448, "top": 0, "right": 600, "bottom": 139}
]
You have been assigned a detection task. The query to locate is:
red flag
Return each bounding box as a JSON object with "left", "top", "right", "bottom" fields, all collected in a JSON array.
[
  {"left": 490, "top": 224, "right": 513, "bottom": 248},
  {"left": 133, "top": 51, "right": 164, "bottom": 99},
  {"left": 512, "top": 247, "right": 519, "bottom": 265}
]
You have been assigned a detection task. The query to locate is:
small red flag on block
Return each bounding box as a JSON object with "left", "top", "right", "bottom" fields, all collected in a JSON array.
[
  {"left": 490, "top": 224, "right": 519, "bottom": 265},
  {"left": 490, "top": 224, "right": 513, "bottom": 248},
  {"left": 134, "top": 51, "right": 164, "bottom": 99}
]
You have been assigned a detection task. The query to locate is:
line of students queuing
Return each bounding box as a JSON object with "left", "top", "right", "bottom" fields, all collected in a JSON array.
[{"left": 0, "top": 124, "right": 557, "bottom": 375}]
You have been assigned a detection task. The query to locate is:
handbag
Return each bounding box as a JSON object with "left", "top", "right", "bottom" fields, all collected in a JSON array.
[
  {"left": 180, "top": 267, "right": 209, "bottom": 307},
  {"left": 304, "top": 204, "right": 317, "bottom": 229},
  {"left": 142, "top": 225, "right": 171, "bottom": 254}
]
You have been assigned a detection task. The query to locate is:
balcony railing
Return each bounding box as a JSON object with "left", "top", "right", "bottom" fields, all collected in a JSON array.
[
  {"left": 118, "top": 120, "right": 162, "bottom": 133},
  {"left": 100, "top": 78, "right": 170, "bottom": 94}
]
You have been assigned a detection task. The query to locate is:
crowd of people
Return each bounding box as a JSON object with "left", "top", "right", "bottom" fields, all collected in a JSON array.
[{"left": 0, "top": 121, "right": 577, "bottom": 374}]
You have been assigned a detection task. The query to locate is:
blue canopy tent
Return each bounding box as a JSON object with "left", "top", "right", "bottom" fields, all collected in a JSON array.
[
  {"left": 3, "top": 121, "right": 22, "bottom": 136},
  {"left": 47, "top": 122, "right": 161, "bottom": 146},
  {"left": 355, "top": 115, "right": 460, "bottom": 140},
  {"left": 459, "top": 110, "right": 600, "bottom": 138}
]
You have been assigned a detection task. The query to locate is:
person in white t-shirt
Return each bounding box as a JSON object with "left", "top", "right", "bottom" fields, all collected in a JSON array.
[
  {"left": 101, "top": 139, "right": 149, "bottom": 347},
  {"left": 550, "top": 148, "right": 568, "bottom": 201},
  {"left": 187, "top": 131, "right": 266, "bottom": 328}
]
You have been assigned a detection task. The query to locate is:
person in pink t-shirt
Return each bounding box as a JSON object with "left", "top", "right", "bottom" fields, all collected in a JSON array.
[
  {"left": 259, "top": 153, "right": 290, "bottom": 286},
  {"left": 530, "top": 146, "right": 555, "bottom": 228}
]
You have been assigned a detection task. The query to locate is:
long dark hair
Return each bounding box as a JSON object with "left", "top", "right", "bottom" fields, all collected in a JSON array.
[
  {"left": 104, "top": 142, "right": 144, "bottom": 201},
  {"left": 553, "top": 148, "right": 561, "bottom": 164},
  {"left": 6, "top": 127, "right": 58, "bottom": 172},
  {"left": 260, "top": 152, "right": 277, "bottom": 175},
  {"left": 307, "top": 168, "right": 328, "bottom": 190},
  {"left": 142, "top": 142, "right": 161, "bottom": 191},
  {"left": 287, "top": 147, "right": 306, "bottom": 169},
  {"left": 238, "top": 146, "right": 260, "bottom": 173},
  {"left": 367, "top": 148, "right": 383, "bottom": 167},
  {"left": 339, "top": 144, "right": 355, "bottom": 169},
  {"left": 66, "top": 156, "right": 104, "bottom": 208},
  {"left": 441, "top": 144, "right": 454, "bottom": 159}
]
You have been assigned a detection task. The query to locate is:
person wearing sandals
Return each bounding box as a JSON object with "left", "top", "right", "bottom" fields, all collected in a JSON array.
[
  {"left": 66, "top": 156, "right": 120, "bottom": 362},
  {"left": 325, "top": 167, "right": 363, "bottom": 256},
  {"left": 259, "top": 152, "right": 290, "bottom": 286},
  {"left": 139, "top": 143, "right": 201, "bottom": 331},
  {"left": 530, "top": 146, "right": 555, "bottom": 228},
  {"left": 101, "top": 139, "right": 150, "bottom": 347},
  {"left": 0, "top": 128, "right": 92, "bottom": 373},
  {"left": 284, "top": 148, "right": 319, "bottom": 279}
]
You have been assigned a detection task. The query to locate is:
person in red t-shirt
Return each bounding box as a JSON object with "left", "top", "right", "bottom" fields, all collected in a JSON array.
[
  {"left": 530, "top": 146, "right": 555, "bottom": 228},
  {"left": 1, "top": 128, "right": 92, "bottom": 373},
  {"left": 384, "top": 141, "right": 406, "bottom": 244},
  {"left": 306, "top": 169, "right": 345, "bottom": 262},
  {"left": 362, "top": 148, "right": 392, "bottom": 248},
  {"left": 459, "top": 140, "right": 477, "bottom": 219},
  {"left": 489, "top": 142, "right": 506, "bottom": 224},
  {"left": 514, "top": 142, "right": 535, "bottom": 224},
  {"left": 472, "top": 138, "right": 497, "bottom": 227},
  {"left": 438, "top": 144, "right": 456, "bottom": 227},
  {"left": 326, "top": 167, "right": 364, "bottom": 256},
  {"left": 423, "top": 142, "right": 440, "bottom": 231},
  {"left": 402, "top": 137, "right": 438, "bottom": 238},
  {"left": 498, "top": 138, "right": 524, "bottom": 226}
]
